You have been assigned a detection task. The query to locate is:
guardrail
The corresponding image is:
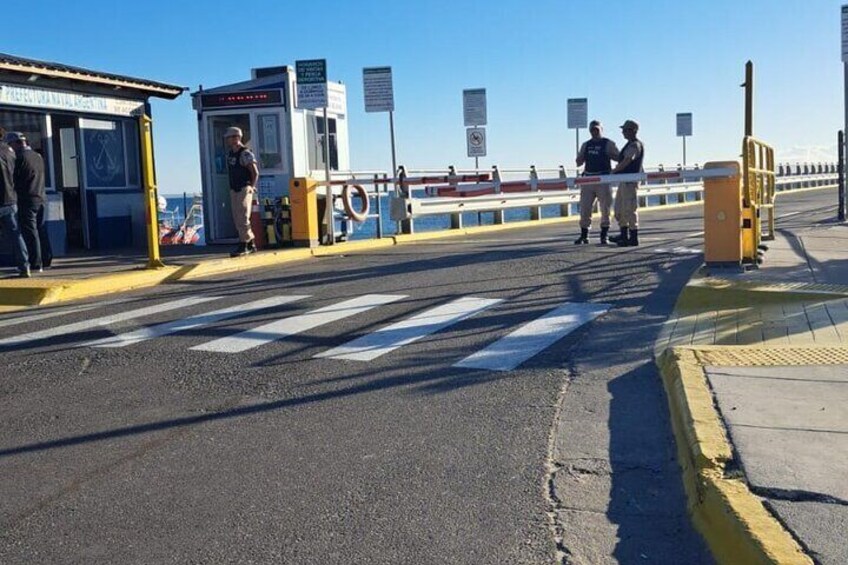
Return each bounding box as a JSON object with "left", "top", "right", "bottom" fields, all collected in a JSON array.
[{"left": 314, "top": 162, "right": 838, "bottom": 238}]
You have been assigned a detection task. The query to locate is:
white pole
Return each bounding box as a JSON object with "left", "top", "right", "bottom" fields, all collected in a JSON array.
[{"left": 323, "top": 105, "right": 333, "bottom": 245}]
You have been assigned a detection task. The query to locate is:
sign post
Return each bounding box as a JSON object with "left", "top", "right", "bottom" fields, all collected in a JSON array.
[
  {"left": 463, "top": 89, "right": 487, "bottom": 171},
  {"left": 676, "top": 112, "right": 693, "bottom": 166},
  {"left": 296, "top": 59, "right": 332, "bottom": 244},
  {"left": 567, "top": 98, "right": 588, "bottom": 159},
  {"left": 363, "top": 66, "right": 396, "bottom": 237},
  {"left": 842, "top": 5, "right": 848, "bottom": 220}
]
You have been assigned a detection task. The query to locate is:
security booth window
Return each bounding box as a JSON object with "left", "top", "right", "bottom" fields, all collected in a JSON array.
[
  {"left": 308, "top": 115, "right": 338, "bottom": 171},
  {"left": 79, "top": 118, "right": 142, "bottom": 188},
  {"left": 257, "top": 113, "right": 283, "bottom": 170},
  {"left": 0, "top": 109, "right": 52, "bottom": 188}
]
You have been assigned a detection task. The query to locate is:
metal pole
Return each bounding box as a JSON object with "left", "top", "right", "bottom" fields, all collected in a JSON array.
[
  {"left": 139, "top": 114, "right": 164, "bottom": 269},
  {"left": 839, "top": 130, "right": 846, "bottom": 222},
  {"left": 683, "top": 136, "right": 687, "bottom": 167},
  {"left": 323, "top": 106, "right": 333, "bottom": 244},
  {"left": 389, "top": 110, "right": 398, "bottom": 180},
  {"left": 744, "top": 60, "right": 753, "bottom": 137},
  {"left": 575, "top": 128, "right": 580, "bottom": 158}
]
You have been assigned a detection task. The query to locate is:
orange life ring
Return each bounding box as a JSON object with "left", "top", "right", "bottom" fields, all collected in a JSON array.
[{"left": 342, "top": 184, "right": 370, "bottom": 222}]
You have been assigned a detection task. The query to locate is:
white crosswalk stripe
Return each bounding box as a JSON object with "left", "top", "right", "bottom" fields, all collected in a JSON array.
[
  {"left": 191, "top": 294, "right": 407, "bottom": 354},
  {"left": 0, "top": 296, "right": 222, "bottom": 349},
  {"left": 315, "top": 296, "right": 503, "bottom": 362},
  {"left": 85, "top": 296, "right": 308, "bottom": 348},
  {"left": 0, "top": 299, "right": 130, "bottom": 329},
  {"left": 453, "top": 302, "right": 610, "bottom": 372}
]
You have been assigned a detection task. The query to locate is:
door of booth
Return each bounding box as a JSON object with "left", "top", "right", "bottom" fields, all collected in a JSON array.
[{"left": 206, "top": 113, "right": 251, "bottom": 241}]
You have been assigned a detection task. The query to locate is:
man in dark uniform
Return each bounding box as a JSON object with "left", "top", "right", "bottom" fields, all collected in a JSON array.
[
  {"left": 0, "top": 130, "right": 30, "bottom": 277},
  {"left": 574, "top": 120, "right": 619, "bottom": 244},
  {"left": 6, "top": 132, "right": 51, "bottom": 271},
  {"left": 224, "top": 127, "right": 259, "bottom": 257},
  {"left": 610, "top": 120, "right": 645, "bottom": 247}
]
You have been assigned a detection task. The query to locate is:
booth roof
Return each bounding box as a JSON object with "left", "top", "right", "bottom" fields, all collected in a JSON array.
[{"left": 0, "top": 52, "right": 186, "bottom": 100}]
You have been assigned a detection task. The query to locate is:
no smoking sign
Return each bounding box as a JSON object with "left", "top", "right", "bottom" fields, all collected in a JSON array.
[{"left": 466, "top": 127, "right": 487, "bottom": 157}]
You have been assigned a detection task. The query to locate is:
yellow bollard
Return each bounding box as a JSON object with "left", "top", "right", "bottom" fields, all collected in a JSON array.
[
  {"left": 290, "top": 177, "right": 319, "bottom": 248},
  {"left": 139, "top": 115, "right": 165, "bottom": 269}
]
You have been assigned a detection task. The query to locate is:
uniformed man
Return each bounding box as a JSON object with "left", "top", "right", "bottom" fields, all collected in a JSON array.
[
  {"left": 224, "top": 127, "right": 260, "bottom": 257},
  {"left": 610, "top": 119, "right": 645, "bottom": 247},
  {"left": 574, "top": 120, "right": 619, "bottom": 244}
]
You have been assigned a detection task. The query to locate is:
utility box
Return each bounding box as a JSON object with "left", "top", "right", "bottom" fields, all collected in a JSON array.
[
  {"left": 704, "top": 161, "right": 743, "bottom": 267},
  {"left": 290, "top": 177, "right": 319, "bottom": 248}
]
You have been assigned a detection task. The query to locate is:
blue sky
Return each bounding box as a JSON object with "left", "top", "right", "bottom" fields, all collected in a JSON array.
[{"left": 4, "top": 0, "right": 844, "bottom": 193}]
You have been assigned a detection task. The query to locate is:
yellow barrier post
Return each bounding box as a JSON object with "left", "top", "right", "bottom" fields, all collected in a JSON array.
[
  {"left": 703, "top": 161, "right": 744, "bottom": 267},
  {"left": 139, "top": 115, "right": 165, "bottom": 269},
  {"left": 290, "top": 177, "right": 320, "bottom": 247}
]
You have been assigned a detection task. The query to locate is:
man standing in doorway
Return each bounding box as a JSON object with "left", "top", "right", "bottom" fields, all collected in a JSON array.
[
  {"left": 224, "top": 127, "right": 259, "bottom": 257},
  {"left": 610, "top": 120, "right": 644, "bottom": 247},
  {"left": 0, "top": 129, "right": 30, "bottom": 277},
  {"left": 6, "top": 132, "right": 51, "bottom": 272},
  {"left": 574, "top": 120, "right": 619, "bottom": 244}
]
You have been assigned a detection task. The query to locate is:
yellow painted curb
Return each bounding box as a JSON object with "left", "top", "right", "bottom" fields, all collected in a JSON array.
[
  {"left": 172, "top": 248, "right": 313, "bottom": 281},
  {"left": 311, "top": 237, "right": 396, "bottom": 256},
  {"left": 657, "top": 347, "right": 813, "bottom": 565}
]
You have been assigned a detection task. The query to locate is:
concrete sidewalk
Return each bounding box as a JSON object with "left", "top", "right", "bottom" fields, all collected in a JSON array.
[{"left": 657, "top": 221, "right": 848, "bottom": 564}]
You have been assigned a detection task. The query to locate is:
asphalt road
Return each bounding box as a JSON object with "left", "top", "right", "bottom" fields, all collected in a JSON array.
[{"left": 0, "top": 188, "right": 838, "bottom": 564}]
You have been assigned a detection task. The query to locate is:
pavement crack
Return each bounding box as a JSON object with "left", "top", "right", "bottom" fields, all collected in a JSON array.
[
  {"left": 751, "top": 485, "right": 848, "bottom": 506},
  {"left": 543, "top": 371, "right": 574, "bottom": 565}
]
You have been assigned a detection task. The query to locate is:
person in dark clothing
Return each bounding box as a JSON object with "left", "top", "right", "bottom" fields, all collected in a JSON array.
[
  {"left": 574, "top": 120, "right": 619, "bottom": 244},
  {"left": 5, "top": 132, "right": 50, "bottom": 271},
  {"left": 0, "top": 129, "right": 30, "bottom": 277},
  {"left": 610, "top": 120, "right": 645, "bottom": 247}
]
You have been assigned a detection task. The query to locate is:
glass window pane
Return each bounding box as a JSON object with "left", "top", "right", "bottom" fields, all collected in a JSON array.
[
  {"left": 81, "top": 119, "right": 126, "bottom": 188},
  {"left": 257, "top": 113, "right": 282, "bottom": 170},
  {"left": 124, "top": 120, "right": 140, "bottom": 186},
  {"left": 0, "top": 110, "right": 51, "bottom": 187}
]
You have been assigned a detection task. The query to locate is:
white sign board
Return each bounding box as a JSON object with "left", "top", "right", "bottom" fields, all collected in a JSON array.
[
  {"left": 327, "top": 82, "right": 347, "bottom": 116},
  {"left": 466, "top": 127, "right": 487, "bottom": 157},
  {"left": 567, "top": 98, "right": 588, "bottom": 129},
  {"left": 0, "top": 83, "right": 144, "bottom": 116},
  {"left": 363, "top": 66, "right": 394, "bottom": 113},
  {"left": 676, "top": 112, "right": 693, "bottom": 137},
  {"left": 295, "top": 59, "right": 327, "bottom": 110},
  {"left": 463, "top": 88, "right": 487, "bottom": 126},
  {"left": 843, "top": 5, "right": 848, "bottom": 62}
]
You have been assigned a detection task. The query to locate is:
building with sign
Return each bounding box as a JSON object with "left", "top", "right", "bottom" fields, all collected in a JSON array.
[
  {"left": 192, "top": 66, "right": 349, "bottom": 243},
  {"left": 0, "top": 53, "right": 184, "bottom": 261}
]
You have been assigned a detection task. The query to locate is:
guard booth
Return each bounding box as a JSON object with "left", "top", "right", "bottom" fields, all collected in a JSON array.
[
  {"left": 192, "top": 66, "right": 350, "bottom": 244},
  {"left": 0, "top": 53, "right": 184, "bottom": 261}
]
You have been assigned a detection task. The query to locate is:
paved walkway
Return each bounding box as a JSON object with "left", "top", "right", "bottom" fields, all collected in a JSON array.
[{"left": 658, "top": 221, "right": 848, "bottom": 564}]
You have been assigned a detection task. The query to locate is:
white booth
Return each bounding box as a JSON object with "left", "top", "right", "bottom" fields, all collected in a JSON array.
[{"left": 192, "top": 66, "right": 350, "bottom": 243}]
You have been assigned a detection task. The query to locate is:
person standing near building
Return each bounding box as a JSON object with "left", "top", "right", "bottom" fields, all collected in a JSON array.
[
  {"left": 6, "top": 132, "right": 51, "bottom": 272},
  {"left": 574, "top": 120, "right": 619, "bottom": 244},
  {"left": 224, "top": 127, "right": 259, "bottom": 257},
  {"left": 0, "top": 129, "right": 30, "bottom": 277},
  {"left": 610, "top": 120, "right": 645, "bottom": 247}
]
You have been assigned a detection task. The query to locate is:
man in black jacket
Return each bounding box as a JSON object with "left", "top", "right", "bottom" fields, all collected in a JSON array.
[
  {"left": 0, "top": 130, "right": 30, "bottom": 277},
  {"left": 5, "top": 132, "right": 50, "bottom": 271}
]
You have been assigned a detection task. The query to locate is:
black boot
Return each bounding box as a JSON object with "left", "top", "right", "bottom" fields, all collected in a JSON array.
[
  {"left": 600, "top": 226, "right": 609, "bottom": 245},
  {"left": 628, "top": 229, "right": 639, "bottom": 247},
  {"left": 609, "top": 227, "right": 628, "bottom": 244},
  {"left": 574, "top": 228, "right": 589, "bottom": 245},
  {"left": 230, "top": 242, "right": 247, "bottom": 257},
  {"left": 246, "top": 239, "right": 257, "bottom": 254}
]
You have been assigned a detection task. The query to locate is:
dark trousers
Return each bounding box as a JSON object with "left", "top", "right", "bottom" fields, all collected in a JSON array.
[
  {"left": 0, "top": 204, "right": 30, "bottom": 271},
  {"left": 19, "top": 203, "right": 52, "bottom": 269},
  {"left": 18, "top": 204, "right": 53, "bottom": 269}
]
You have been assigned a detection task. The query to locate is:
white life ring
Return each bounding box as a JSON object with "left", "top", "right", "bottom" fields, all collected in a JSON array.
[{"left": 342, "top": 184, "right": 370, "bottom": 222}]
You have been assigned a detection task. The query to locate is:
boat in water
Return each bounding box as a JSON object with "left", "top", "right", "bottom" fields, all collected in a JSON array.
[{"left": 158, "top": 195, "right": 204, "bottom": 245}]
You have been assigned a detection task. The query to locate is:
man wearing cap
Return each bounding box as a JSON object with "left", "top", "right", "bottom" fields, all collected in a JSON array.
[
  {"left": 224, "top": 127, "right": 259, "bottom": 257},
  {"left": 6, "top": 132, "right": 51, "bottom": 272},
  {"left": 0, "top": 129, "right": 30, "bottom": 277},
  {"left": 574, "top": 120, "right": 619, "bottom": 244},
  {"left": 610, "top": 119, "right": 645, "bottom": 247}
]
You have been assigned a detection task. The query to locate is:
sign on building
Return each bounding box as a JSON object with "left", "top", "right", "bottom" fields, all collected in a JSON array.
[
  {"left": 363, "top": 67, "right": 394, "bottom": 113},
  {"left": 466, "top": 127, "right": 487, "bottom": 157},
  {"left": 676, "top": 112, "right": 693, "bottom": 137},
  {"left": 463, "top": 88, "right": 487, "bottom": 127},
  {"left": 567, "top": 98, "right": 588, "bottom": 129},
  {"left": 295, "top": 59, "right": 327, "bottom": 110}
]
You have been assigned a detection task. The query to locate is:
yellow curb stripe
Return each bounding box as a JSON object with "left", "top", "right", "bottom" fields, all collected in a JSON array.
[{"left": 658, "top": 346, "right": 813, "bottom": 565}]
